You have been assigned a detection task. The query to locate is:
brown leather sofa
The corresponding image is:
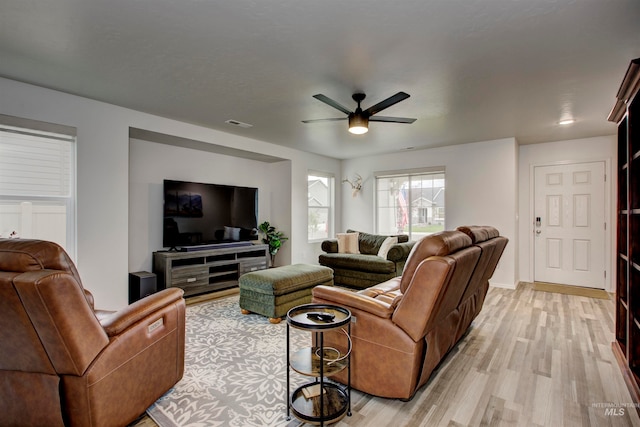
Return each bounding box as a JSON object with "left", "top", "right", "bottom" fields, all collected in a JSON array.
[
  {"left": 312, "top": 226, "right": 507, "bottom": 400},
  {"left": 0, "top": 238, "right": 186, "bottom": 426}
]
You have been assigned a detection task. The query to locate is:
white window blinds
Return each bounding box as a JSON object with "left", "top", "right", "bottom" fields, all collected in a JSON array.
[
  {"left": 0, "top": 125, "right": 73, "bottom": 197},
  {"left": 0, "top": 119, "right": 76, "bottom": 256}
]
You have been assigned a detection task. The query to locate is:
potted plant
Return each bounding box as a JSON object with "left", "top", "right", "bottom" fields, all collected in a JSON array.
[{"left": 258, "top": 221, "right": 288, "bottom": 266}]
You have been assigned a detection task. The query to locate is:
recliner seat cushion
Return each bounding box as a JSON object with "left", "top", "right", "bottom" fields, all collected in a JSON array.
[{"left": 327, "top": 267, "right": 397, "bottom": 289}]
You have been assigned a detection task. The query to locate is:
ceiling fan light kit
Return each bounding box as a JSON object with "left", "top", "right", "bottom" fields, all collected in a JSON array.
[
  {"left": 303, "top": 91, "right": 416, "bottom": 134},
  {"left": 348, "top": 113, "right": 369, "bottom": 134}
]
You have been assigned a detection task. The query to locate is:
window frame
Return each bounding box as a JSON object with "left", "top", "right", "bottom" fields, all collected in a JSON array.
[
  {"left": 374, "top": 166, "right": 446, "bottom": 241},
  {"left": 307, "top": 170, "right": 335, "bottom": 243},
  {"left": 0, "top": 115, "right": 77, "bottom": 259}
]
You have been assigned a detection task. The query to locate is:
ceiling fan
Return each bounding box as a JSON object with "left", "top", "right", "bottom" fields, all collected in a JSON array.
[{"left": 302, "top": 92, "right": 417, "bottom": 134}]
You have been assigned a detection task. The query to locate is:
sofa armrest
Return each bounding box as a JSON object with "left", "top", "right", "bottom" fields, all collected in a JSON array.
[
  {"left": 72, "top": 287, "right": 185, "bottom": 426},
  {"left": 321, "top": 239, "right": 339, "bottom": 253},
  {"left": 100, "top": 288, "right": 185, "bottom": 336},
  {"left": 386, "top": 241, "right": 416, "bottom": 262},
  {"left": 312, "top": 285, "right": 394, "bottom": 319}
]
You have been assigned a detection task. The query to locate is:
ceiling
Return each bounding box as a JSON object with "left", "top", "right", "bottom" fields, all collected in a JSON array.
[{"left": 1, "top": 0, "right": 639, "bottom": 160}]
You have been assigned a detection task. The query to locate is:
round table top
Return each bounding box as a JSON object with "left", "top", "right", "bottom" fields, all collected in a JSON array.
[{"left": 287, "top": 303, "right": 351, "bottom": 330}]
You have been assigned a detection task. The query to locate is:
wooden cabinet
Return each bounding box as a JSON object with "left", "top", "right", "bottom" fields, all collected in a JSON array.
[
  {"left": 609, "top": 57, "right": 640, "bottom": 405},
  {"left": 153, "top": 243, "right": 269, "bottom": 297}
]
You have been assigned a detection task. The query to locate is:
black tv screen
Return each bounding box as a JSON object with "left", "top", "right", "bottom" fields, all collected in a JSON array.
[{"left": 163, "top": 179, "right": 258, "bottom": 248}]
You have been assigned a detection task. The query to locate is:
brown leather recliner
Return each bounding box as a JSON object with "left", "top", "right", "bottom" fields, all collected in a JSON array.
[
  {"left": 312, "top": 226, "right": 507, "bottom": 400},
  {"left": 0, "top": 238, "right": 186, "bottom": 427}
]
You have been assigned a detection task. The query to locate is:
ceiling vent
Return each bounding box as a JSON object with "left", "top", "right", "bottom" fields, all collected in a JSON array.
[{"left": 225, "top": 119, "right": 253, "bottom": 128}]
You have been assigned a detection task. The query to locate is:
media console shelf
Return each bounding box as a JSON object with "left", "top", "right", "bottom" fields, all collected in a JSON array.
[{"left": 153, "top": 244, "right": 269, "bottom": 297}]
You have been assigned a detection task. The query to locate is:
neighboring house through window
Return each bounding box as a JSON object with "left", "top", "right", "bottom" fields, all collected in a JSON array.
[
  {"left": 308, "top": 172, "right": 334, "bottom": 241},
  {"left": 0, "top": 115, "right": 76, "bottom": 259},
  {"left": 376, "top": 168, "right": 445, "bottom": 241}
]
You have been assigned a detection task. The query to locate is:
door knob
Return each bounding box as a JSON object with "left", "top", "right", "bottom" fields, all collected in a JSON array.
[{"left": 536, "top": 229, "right": 541, "bottom": 235}]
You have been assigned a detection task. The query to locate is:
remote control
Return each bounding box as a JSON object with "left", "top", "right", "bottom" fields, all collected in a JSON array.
[{"left": 306, "top": 312, "right": 335, "bottom": 322}]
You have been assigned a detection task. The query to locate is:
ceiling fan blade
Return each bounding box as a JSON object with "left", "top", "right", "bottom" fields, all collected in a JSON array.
[
  {"left": 301, "top": 117, "right": 348, "bottom": 123},
  {"left": 312, "top": 94, "right": 352, "bottom": 115},
  {"left": 369, "top": 116, "right": 417, "bottom": 124},
  {"left": 365, "top": 92, "right": 410, "bottom": 116}
]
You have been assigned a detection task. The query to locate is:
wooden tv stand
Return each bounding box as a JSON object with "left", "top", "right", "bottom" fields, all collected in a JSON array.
[{"left": 153, "top": 243, "right": 269, "bottom": 297}]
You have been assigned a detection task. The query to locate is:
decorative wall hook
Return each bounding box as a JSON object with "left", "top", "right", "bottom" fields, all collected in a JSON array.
[{"left": 342, "top": 174, "right": 363, "bottom": 197}]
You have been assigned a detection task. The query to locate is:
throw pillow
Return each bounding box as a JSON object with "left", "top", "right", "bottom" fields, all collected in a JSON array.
[
  {"left": 337, "top": 232, "right": 360, "bottom": 254},
  {"left": 347, "top": 229, "right": 389, "bottom": 254},
  {"left": 223, "top": 226, "right": 241, "bottom": 241},
  {"left": 377, "top": 236, "right": 398, "bottom": 259}
]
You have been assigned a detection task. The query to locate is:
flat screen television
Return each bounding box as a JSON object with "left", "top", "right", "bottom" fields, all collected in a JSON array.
[{"left": 163, "top": 179, "right": 258, "bottom": 249}]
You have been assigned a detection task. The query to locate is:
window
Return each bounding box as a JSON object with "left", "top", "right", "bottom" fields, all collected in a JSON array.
[
  {"left": 308, "top": 172, "right": 334, "bottom": 241},
  {"left": 0, "top": 119, "right": 76, "bottom": 257},
  {"left": 376, "top": 168, "right": 445, "bottom": 241}
]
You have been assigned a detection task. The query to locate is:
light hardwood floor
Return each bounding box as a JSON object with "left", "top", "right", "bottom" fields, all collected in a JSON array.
[{"left": 132, "top": 282, "right": 640, "bottom": 427}]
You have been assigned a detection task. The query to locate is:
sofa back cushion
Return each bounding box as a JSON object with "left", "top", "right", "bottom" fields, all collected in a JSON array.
[
  {"left": 0, "top": 238, "right": 82, "bottom": 284},
  {"left": 399, "top": 230, "right": 471, "bottom": 293},
  {"left": 0, "top": 238, "right": 97, "bottom": 308},
  {"left": 421, "top": 245, "right": 481, "bottom": 332},
  {"left": 456, "top": 225, "right": 499, "bottom": 244},
  {"left": 346, "top": 229, "right": 409, "bottom": 255},
  {"left": 392, "top": 242, "right": 480, "bottom": 341},
  {"left": 0, "top": 272, "right": 57, "bottom": 374},
  {"left": 0, "top": 239, "right": 109, "bottom": 376},
  {"left": 456, "top": 226, "right": 508, "bottom": 304},
  {"left": 15, "top": 271, "right": 109, "bottom": 376}
]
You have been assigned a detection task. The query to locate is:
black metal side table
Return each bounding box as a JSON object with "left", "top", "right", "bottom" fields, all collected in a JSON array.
[{"left": 286, "top": 303, "right": 352, "bottom": 426}]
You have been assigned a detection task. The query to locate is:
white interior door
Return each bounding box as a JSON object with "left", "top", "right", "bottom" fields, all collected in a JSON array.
[{"left": 534, "top": 162, "right": 605, "bottom": 289}]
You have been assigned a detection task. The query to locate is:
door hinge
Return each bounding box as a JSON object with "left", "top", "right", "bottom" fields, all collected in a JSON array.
[{"left": 604, "top": 270, "right": 607, "bottom": 278}]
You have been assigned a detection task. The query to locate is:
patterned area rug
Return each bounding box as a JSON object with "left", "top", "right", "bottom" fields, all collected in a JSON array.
[{"left": 147, "top": 295, "right": 308, "bottom": 427}]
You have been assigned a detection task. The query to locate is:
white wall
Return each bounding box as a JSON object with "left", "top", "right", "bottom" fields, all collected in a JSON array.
[
  {"left": 0, "top": 77, "right": 340, "bottom": 309},
  {"left": 518, "top": 135, "right": 616, "bottom": 290},
  {"left": 341, "top": 138, "right": 519, "bottom": 288},
  {"left": 129, "top": 139, "right": 291, "bottom": 271},
  {"left": 0, "top": 76, "right": 618, "bottom": 304}
]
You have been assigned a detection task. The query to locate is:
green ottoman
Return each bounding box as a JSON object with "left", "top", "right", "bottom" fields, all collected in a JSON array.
[{"left": 239, "top": 264, "right": 334, "bottom": 323}]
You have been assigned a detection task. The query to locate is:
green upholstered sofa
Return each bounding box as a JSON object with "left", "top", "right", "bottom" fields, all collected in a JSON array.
[{"left": 318, "top": 230, "right": 415, "bottom": 289}]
